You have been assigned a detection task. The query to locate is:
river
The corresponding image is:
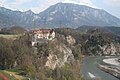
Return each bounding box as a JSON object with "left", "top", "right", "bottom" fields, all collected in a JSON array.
[{"left": 81, "top": 56, "right": 119, "bottom": 80}]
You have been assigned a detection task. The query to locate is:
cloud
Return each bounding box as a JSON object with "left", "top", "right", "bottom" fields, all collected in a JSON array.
[
  {"left": 102, "top": 0, "right": 120, "bottom": 18},
  {"left": 1, "top": 0, "right": 96, "bottom": 13},
  {"left": 103, "top": 0, "right": 120, "bottom": 6},
  {"left": 1, "top": 0, "right": 37, "bottom": 11},
  {"left": 31, "top": 0, "right": 95, "bottom": 13},
  {"left": 79, "top": 0, "right": 93, "bottom": 5},
  {"left": 31, "top": 0, "right": 61, "bottom": 13},
  {"left": 78, "top": 0, "right": 98, "bottom": 8},
  {"left": 8, "top": 0, "right": 33, "bottom": 5},
  {"left": 0, "top": 0, "right": 4, "bottom": 6}
]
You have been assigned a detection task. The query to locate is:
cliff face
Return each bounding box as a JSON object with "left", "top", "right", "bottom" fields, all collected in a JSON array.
[
  {"left": 66, "top": 35, "right": 76, "bottom": 45},
  {"left": 83, "top": 41, "right": 120, "bottom": 56},
  {"left": 55, "top": 28, "right": 120, "bottom": 56},
  {"left": 99, "top": 43, "right": 120, "bottom": 55},
  {"left": 45, "top": 39, "right": 74, "bottom": 69},
  {"left": 81, "top": 29, "right": 120, "bottom": 56}
]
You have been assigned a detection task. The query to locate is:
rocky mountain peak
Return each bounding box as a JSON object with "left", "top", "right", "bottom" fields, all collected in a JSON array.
[
  {"left": 0, "top": 3, "right": 120, "bottom": 28},
  {"left": 24, "top": 10, "right": 34, "bottom": 15}
]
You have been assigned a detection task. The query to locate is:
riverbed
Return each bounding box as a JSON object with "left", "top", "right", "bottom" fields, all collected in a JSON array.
[{"left": 81, "top": 56, "right": 120, "bottom": 80}]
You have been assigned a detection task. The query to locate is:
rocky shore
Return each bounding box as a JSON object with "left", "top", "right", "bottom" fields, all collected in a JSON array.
[{"left": 98, "top": 58, "right": 120, "bottom": 79}]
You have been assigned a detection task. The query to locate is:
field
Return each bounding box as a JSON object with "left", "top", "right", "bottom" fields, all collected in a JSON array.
[
  {"left": 0, "top": 34, "right": 22, "bottom": 40},
  {"left": 0, "top": 70, "right": 27, "bottom": 80}
]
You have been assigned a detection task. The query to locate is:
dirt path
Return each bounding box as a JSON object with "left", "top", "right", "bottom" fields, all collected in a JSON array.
[
  {"left": 0, "top": 72, "right": 9, "bottom": 80},
  {"left": 3, "top": 71, "right": 25, "bottom": 80}
]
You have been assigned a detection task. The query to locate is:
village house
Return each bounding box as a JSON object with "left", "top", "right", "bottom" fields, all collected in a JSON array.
[{"left": 31, "top": 29, "right": 55, "bottom": 46}]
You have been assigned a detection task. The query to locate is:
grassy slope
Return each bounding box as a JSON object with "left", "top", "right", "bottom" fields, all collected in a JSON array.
[
  {"left": 4, "top": 71, "right": 26, "bottom": 80},
  {"left": 0, "top": 70, "right": 15, "bottom": 80},
  {"left": 0, "top": 70, "right": 27, "bottom": 80}
]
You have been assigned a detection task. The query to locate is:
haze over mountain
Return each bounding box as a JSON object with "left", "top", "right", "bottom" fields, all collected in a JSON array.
[{"left": 0, "top": 2, "right": 120, "bottom": 29}]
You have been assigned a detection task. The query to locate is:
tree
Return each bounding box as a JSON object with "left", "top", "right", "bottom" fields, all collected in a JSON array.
[{"left": 0, "top": 38, "right": 15, "bottom": 69}]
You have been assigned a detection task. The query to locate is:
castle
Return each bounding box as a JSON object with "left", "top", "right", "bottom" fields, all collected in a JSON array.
[{"left": 31, "top": 29, "right": 55, "bottom": 46}]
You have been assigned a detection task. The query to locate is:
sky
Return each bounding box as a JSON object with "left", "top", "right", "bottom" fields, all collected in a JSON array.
[{"left": 0, "top": 0, "right": 120, "bottom": 18}]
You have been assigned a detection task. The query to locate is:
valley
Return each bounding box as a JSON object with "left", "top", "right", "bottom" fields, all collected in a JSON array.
[{"left": 0, "top": 1, "right": 120, "bottom": 80}]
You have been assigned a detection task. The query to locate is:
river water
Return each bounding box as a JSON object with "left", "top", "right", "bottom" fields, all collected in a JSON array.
[{"left": 81, "top": 56, "right": 119, "bottom": 80}]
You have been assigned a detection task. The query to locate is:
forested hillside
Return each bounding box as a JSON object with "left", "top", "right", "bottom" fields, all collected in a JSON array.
[{"left": 0, "top": 28, "right": 84, "bottom": 80}]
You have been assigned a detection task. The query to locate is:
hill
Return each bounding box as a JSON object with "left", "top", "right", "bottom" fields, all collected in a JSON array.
[
  {"left": 55, "top": 27, "right": 120, "bottom": 56},
  {"left": 0, "top": 26, "right": 27, "bottom": 34},
  {"left": 77, "top": 26, "right": 120, "bottom": 36}
]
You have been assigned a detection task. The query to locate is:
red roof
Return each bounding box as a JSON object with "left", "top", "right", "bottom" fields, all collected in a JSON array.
[{"left": 31, "top": 29, "right": 54, "bottom": 34}]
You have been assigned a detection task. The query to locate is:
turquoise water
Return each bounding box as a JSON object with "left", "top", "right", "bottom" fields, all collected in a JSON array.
[{"left": 81, "top": 56, "right": 119, "bottom": 80}]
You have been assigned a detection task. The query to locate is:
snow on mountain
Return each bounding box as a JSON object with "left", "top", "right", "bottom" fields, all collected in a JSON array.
[{"left": 61, "top": 0, "right": 100, "bottom": 9}]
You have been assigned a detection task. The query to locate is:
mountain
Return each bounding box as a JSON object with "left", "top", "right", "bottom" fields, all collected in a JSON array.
[
  {"left": 0, "top": 7, "right": 40, "bottom": 28},
  {"left": 0, "top": 7, "right": 15, "bottom": 28},
  {"left": 0, "top": 2, "right": 120, "bottom": 28},
  {"left": 38, "top": 3, "right": 120, "bottom": 28}
]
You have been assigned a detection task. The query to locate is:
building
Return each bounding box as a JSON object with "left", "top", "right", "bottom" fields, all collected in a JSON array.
[{"left": 31, "top": 29, "right": 55, "bottom": 46}]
